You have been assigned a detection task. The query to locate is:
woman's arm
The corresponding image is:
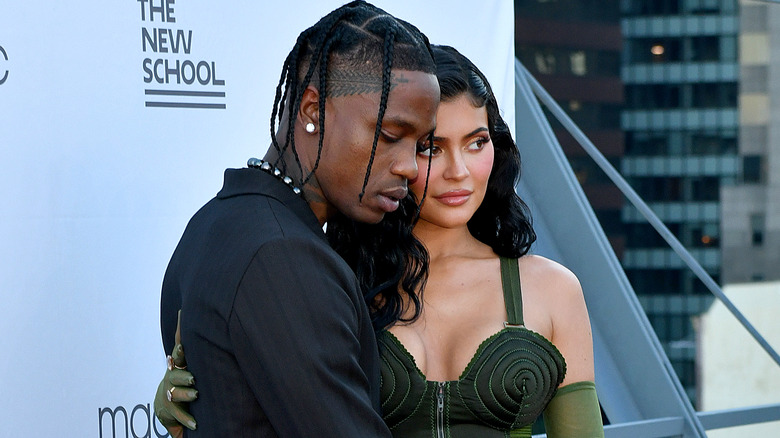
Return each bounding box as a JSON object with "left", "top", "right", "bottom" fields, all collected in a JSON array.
[
  {"left": 545, "top": 261, "right": 595, "bottom": 386},
  {"left": 533, "top": 257, "right": 603, "bottom": 437}
]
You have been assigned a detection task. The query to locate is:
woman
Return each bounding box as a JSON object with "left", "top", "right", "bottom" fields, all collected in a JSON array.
[{"left": 158, "top": 45, "right": 604, "bottom": 437}]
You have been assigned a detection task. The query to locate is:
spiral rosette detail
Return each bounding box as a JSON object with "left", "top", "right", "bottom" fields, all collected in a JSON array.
[
  {"left": 455, "top": 328, "right": 566, "bottom": 429},
  {"left": 377, "top": 332, "right": 429, "bottom": 429}
]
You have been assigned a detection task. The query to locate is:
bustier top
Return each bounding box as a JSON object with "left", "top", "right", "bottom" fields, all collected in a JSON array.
[{"left": 377, "top": 257, "right": 567, "bottom": 438}]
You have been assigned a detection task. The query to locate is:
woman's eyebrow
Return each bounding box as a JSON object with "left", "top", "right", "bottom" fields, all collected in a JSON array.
[{"left": 432, "top": 126, "right": 488, "bottom": 142}]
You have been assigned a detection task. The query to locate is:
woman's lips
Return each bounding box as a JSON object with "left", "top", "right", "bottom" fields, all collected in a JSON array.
[{"left": 434, "top": 189, "right": 471, "bottom": 206}]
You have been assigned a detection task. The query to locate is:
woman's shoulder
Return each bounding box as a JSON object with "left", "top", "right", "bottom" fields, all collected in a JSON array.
[
  {"left": 518, "top": 254, "right": 579, "bottom": 284},
  {"left": 517, "top": 254, "right": 583, "bottom": 302}
]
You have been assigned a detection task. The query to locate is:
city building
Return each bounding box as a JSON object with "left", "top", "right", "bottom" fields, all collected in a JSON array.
[
  {"left": 516, "top": 0, "right": 742, "bottom": 407},
  {"left": 514, "top": 0, "right": 625, "bottom": 258},
  {"left": 619, "top": 0, "right": 740, "bottom": 406},
  {"left": 721, "top": 0, "right": 780, "bottom": 283}
]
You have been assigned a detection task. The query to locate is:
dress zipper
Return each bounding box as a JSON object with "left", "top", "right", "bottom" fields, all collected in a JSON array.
[{"left": 436, "top": 381, "right": 445, "bottom": 438}]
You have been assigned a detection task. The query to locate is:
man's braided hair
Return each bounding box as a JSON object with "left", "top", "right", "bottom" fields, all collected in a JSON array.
[
  {"left": 272, "top": 1, "right": 437, "bottom": 330},
  {"left": 270, "top": 0, "right": 436, "bottom": 199}
]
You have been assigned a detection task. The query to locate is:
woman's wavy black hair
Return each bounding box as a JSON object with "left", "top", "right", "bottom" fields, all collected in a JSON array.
[
  {"left": 328, "top": 195, "right": 429, "bottom": 331},
  {"left": 432, "top": 45, "right": 536, "bottom": 259},
  {"left": 331, "top": 44, "right": 536, "bottom": 331}
]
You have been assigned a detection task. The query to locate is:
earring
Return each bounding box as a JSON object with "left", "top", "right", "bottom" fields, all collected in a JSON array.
[{"left": 305, "top": 122, "right": 316, "bottom": 133}]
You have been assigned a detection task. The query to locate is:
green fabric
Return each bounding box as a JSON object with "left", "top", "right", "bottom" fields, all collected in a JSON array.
[
  {"left": 542, "top": 381, "right": 604, "bottom": 438},
  {"left": 509, "top": 424, "right": 532, "bottom": 438},
  {"left": 377, "top": 257, "right": 566, "bottom": 437},
  {"left": 500, "top": 257, "right": 524, "bottom": 325}
]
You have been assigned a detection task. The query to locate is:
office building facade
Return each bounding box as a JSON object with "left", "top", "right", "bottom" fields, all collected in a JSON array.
[
  {"left": 721, "top": 0, "right": 780, "bottom": 284},
  {"left": 620, "top": 0, "right": 739, "bottom": 405},
  {"left": 516, "top": 0, "right": 742, "bottom": 407},
  {"left": 514, "top": 0, "right": 625, "bottom": 257}
]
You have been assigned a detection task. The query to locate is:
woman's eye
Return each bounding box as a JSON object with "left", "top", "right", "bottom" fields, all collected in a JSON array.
[{"left": 468, "top": 137, "right": 490, "bottom": 150}]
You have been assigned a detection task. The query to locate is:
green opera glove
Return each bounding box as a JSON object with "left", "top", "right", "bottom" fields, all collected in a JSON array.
[
  {"left": 543, "top": 381, "right": 604, "bottom": 438},
  {"left": 153, "top": 343, "right": 199, "bottom": 437}
]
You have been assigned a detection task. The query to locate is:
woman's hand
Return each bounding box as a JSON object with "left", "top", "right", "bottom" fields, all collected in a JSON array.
[
  {"left": 153, "top": 343, "right": 198, "bottom": 437},
  {"left": 154, "top": 311, "right": 198, "bottom": 437}
]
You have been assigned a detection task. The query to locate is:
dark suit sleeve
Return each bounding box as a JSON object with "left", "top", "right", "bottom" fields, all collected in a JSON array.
[
  {"left": 160, "top": 261, "right": 181, "bottom": 355},
  {"left": 228, "top": 237, "right": 391, "bottom": 437}
]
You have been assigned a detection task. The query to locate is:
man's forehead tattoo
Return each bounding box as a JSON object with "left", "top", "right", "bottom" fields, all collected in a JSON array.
[{"left": 325, "top": 71, "right": 410, "bottom": 97}]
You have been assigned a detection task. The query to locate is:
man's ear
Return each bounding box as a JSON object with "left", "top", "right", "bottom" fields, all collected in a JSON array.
[{"left": 298, "top": 85, "right": 320, "bottom": 130}]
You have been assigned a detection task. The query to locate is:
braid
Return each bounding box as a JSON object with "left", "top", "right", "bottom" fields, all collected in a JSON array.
[
  {"left": 266, "top": 1, "right": 439, "bottom": 329},
  {"left": 282, "top": 33, "right": 321, "bottom": 175},
  {"left": 290, "top": 12, "right": 356, "bottom": 176},
  {"left": 304, "top": 26, "right": 344, "bottom": 184},
  {"left": 269, "top": 51, "right": 295, "bottom": 155},
  {"left": 275, "top": 36, "right": 304, "bottom": 171},
  {"left": 271, "top": 26, "right": 319, "bottom": 165},
  {"left": 270, "top": 7, "right": 355, "bottom": 172},
  {"left": 414, "top": 131, "right": 435, "bottom": 220},
  {"left": 358, "top": 23, "right": 396, "bottom": 202}
]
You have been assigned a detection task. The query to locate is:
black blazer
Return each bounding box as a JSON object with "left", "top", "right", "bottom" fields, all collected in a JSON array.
[{"left": 161, "top": 168, "right": 390, "bottom": 437}]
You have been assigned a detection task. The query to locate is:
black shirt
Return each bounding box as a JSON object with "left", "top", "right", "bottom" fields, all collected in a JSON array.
[{"left": 160, "top": 167, "right": 390, "bottom": 437}]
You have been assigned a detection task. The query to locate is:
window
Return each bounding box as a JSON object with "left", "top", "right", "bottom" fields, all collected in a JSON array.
[
  {"left": 570, "top": 51, "right": 587, "bottom": 76},
  {"left": 630, "top": 38, "right": 682, "bottom": 63},
  {"left": 690, "top": 36, "right": 721, "bottom": 61},
  {"left": 628, "top": 36, "right": 732, "bottom": 64},
  {"left": 627, "top": 130, "right": 738, "bottom": 157},
  {"left": 626, "top": 131, "right": 669, "bottom": 155},
  {"left": 687, "top": 223, "right": 719, "bottom": 247},
  {"left": 626, "top": 84, "right": 682, "bottom": 109},
  {"left": 686, "top": 0, "right": 721, "bottom": 14},
  {"left": 691, "top": 83, "right": 737, "bottom": 108},
  {"left": 751, "top": 214, "right": 765, "bottom": 246},
  {"left": 690, "top": 177, "right": 719, "bottom": 201},
  {"left": 690, "top": 130, "right": 737, "bottom": 155},
  {"left": 743, "top": 155, "right": 763, "bottom": 183},
  {"left": 627, "top": 223, "right": 681, "bottom": 248},
  {"left": 534, "top": 52, "right": 557, "bottom": 74},
  {"left": 630, "top": 177, "right": 684, "bottom": 201},
  {"left": 516, "top": 46, "right": 620, "bottom": 77},
  {"left": 623, "top": 0, "right": 680, "bottom": 15},
  {"left": 691, "top": 271, "right": 719, "bottom": 294},
  {"left": 626, "top": 268, "right": 683, "bottom": 294}
]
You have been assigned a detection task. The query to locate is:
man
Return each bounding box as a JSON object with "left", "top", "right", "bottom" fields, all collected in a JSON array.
[{"left": 154, "top": 2, "right": 439, "bottom": 436}]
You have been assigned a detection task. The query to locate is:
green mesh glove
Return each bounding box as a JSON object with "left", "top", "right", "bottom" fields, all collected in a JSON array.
[
  {"left": 153, "top": 342, "right": 199, "bottom": 436},
  {"left": 543, "top": 381, "right": 604, "bottom": 438}
]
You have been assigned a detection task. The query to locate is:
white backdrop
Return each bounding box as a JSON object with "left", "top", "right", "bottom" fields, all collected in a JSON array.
[{"left": 0, "top": 1, "right": 514, "bottom": 436}]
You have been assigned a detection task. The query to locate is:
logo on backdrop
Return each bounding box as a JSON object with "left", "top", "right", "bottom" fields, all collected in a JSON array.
[
  {"left": 0, "top": 45, "right": 8, "bottom": 85},
  {"left": 98, "top": 402, "right": 170, "bottom": 438},
  {"left": 139, "top": 0, "right": 226, "bottom": 109}
]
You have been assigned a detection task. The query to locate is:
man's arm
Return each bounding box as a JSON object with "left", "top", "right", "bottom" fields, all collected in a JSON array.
[{"left": 229, "top": 237, "right": 391, "bottom": 437}]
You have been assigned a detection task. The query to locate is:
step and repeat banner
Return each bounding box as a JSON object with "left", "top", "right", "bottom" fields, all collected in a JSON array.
[{"left": 0, "top": 1, "right": 513, "bottom": 436}]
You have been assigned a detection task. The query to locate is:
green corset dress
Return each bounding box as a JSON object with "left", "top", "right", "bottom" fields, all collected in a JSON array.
[{"left": 378, "top": 257, "right": 567, "bottom": 438}]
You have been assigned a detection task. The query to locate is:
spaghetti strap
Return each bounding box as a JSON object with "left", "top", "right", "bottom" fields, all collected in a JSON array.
[{"left": 500, "top": 257, "right": 524, "bottom": 326}]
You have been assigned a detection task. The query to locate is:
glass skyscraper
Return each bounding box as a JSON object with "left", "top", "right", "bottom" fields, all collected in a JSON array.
[
  {"left": 620, "top": 0, "right": 739, "bottom": 406},
  {"left": 516, "top": 0, "right": 741, "bottom": 408}
]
